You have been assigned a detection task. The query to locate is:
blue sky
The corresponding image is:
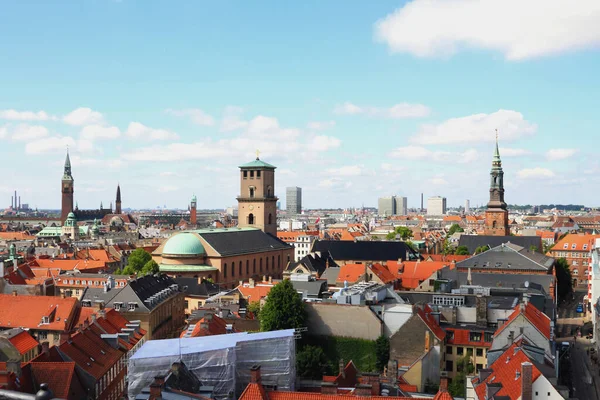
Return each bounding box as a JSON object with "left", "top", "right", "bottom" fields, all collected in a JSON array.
[{"left": 1, "top": 0, "right": 599, "bottom": 210}]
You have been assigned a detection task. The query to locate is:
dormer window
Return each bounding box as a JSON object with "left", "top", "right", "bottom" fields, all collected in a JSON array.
[
  {"left": 583, "top": 244, "right": 588, "bottom": 250},
  {"left": 572, "top": 243, "right": 577, "bottom": 250},
  {"left": 563, "top": 243, "right": 569, "bottom": 249},
  {"left": 42, "top": 316, "right": 49, "bottom": 324},
  {"left": 128, "top": 303, "right": 136, "bottom": 311}
]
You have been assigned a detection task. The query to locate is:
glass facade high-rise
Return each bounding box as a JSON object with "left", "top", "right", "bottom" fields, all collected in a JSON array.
[{"left": 286, "top": 187, "right": 302, "bottom": 215}]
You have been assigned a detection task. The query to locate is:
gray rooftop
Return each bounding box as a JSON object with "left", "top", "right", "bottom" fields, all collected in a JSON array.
[{"left": 455, "top": 242, "right": 554, "bottom": 272}]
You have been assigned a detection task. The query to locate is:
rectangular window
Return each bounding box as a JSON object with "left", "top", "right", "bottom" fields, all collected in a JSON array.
[
  {"left": 256, "top": 170, "right": 261, "bottom": 178},
  {"left": 469, "top": 332, "right": 482, "bottom": 342},
  {"left": 128, "top": 303, "right": 136, "bottom": 311},
  {"left": 484, "top": 332, "right": 493, "bottom": 342},
  {"left": 563, "top": 243, "right": 569, "bottom": 249},
  {"left": 445, "top": 361, "right": 453, "bottom": 372},
  {"left": 243, "top": 170, "right": 248, "bottom": 178},
  {"left": 184, "top": 300, "right": 189, "bottom": 309},
  {"left": 572, "top": 243, "right": 577, "bottom": 250},
  {"left": 457, "top": 347, "right": 464, "bottom": 355},
  {"left": 446, "top": 331, "right": 455, "bottom": 341},
  {"left": 476, "top": 348, "right": 484, "bottom": 357},
  {"left": 250, "top": 170, "right": 254, "bottom": 178},
  {"left": 467, "top": 348, "right": 473, "bottom": 356},
  {"left": 476, "top": 363, "right": 483, "bottom": 371},
  {"left": 446, "top": 346, "right": 452, "bottom": 355}
]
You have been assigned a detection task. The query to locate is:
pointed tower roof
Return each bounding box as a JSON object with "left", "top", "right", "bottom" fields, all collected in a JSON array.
[
  {"left": 116, "top": 184, "right": 121, "bottom": 202},
  {"left": 62, "top": 149, "right": 73, "bottom": 180},
  {"left": 492, "top": 129, "right": 502, "bottom": 167}
]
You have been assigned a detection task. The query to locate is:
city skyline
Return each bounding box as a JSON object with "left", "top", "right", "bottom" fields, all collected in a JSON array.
[{"left": 1, "top": 1, "right": 599, "bottom": 209}]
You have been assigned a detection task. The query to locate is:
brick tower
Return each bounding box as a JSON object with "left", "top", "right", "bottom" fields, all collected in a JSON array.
[
  {"left": 190, "top": 194, "right": 197, "bottom": 225},
  {"left": 115, "top": 184, "right": 122, "bottom": 214},
  {"left": 61, "top": 150, "right": 74, "bottom": 224},
  {"left": 484, "top": 131, "right": 509, "bottom": 236},
  {"left": 237, "top": 153, "right": 278, "bottom": 236}
]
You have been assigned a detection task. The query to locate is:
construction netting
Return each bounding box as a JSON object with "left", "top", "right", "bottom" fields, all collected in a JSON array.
[{"left": 127, "top": 330, "right": 296, "bottom": 400}]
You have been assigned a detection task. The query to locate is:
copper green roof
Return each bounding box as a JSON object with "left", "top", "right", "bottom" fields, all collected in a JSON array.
[
  {"left": 159, "top": 264, "right": 217, "bottom": 272},
  {"left": 162, "top": 232, "right": 206, "bottom": 256},
  {"left": 239, "top": 158, "right": 276, "bottom": 169}
]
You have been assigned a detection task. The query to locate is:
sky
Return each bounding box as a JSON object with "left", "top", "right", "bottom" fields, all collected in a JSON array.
[{"left": 1, "top": 0, "right": 600, "bottom": 210}]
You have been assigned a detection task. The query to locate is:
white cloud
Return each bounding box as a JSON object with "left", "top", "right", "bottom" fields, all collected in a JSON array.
[
  {"left": 430, "top": 177, "right": 449, "bottom": 186},
  {"left": 307, "top": 120, "right": 336, "bottom": 130},
  {"left": 517, "top": 167, "right": 556, "bottom": 179},
  {"left": 499, "top": 147, "right": 531, "bottom": 157},
  {"left": 25, "top": 136, "right": 76, "bottom": 155},
  {"left": 63, "top": 107, "right": 104, "bottom": 126},
  {"left": 10, "top": 124, "right": 49, "bottom": 141},
  {"left": 411, "top": 109, "right": 537, "bottom": 145},
  {"left": 374, "top": 0, "right": 600, "bottom": 60},
  {"left": 220, "top": 106, "right": 248, "bottom": 132},
  {"left": 158, "top": 186, "right": 179, "bottom": 193},
  {"left": 380, "top": 163, "right": 406, "bottom": 172},
  {"left": 165, "top": 108, "right": 215, "bottom": 126},
  {"left": 0, "top": 125, "right": 7, "bottom": 138},
  {"left": 326, "top": 165, "right": 362, "bottom": 177},
  {"left": 546, "top": 148, "right": 577, "bottom": 161},
  {"left": 334, "top": 102, "right": 430, "bottom": 118},
  {"left": 0, "top": 109, "right": 54, "bottom": 121},
  {"left": 309, "top": 135, "right": 341, "bottom": 151},
  {"left": 81, "top": 125, "right": 121, "bottom": 140},
  {"left": 389, "top": 145, "right": 478, "bottom": 163},
  {"left": 125, "top": 122, "right": 179, "bottom": 141}
]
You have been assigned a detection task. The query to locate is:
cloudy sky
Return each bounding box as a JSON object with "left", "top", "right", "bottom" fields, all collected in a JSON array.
[{"left": 1, "top": 1, "right": 599, "bottom": 210}]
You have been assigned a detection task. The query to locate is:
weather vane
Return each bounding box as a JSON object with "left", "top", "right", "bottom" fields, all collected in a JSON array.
[
  {"left": 495, "top": 128, "right": 498, "bottom": 141},
  {"left": 256, "top": 149, "right": 260, "bottom": 159}
]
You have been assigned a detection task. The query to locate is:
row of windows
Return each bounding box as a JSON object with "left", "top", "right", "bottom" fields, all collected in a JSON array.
[
  {"left": 247, "top": 213, "right": 273, "bottom": 225},
  {"left": 447, "top": 345, "right": 486, "bottom": 357},
  {"left": 223, "top": 255, "right": 286, "bottom": 279},
  {"left": 554, "top": 251, "right": 589, "bottom": 258},
  {"left": 432, "top": 295, "right": 465, "bottom": 306},
  {"left": 446, "top": 360, "right": 484, "bottom": 373},
  {"left": 243, "top": 170, "right": 262, "bottom": 178},
  {"left": 446, "top": 331, "right": 493, "bottom": 343},
  {"left": 64, "top": 279, "right": 126, "bottom": 287},
  {"left": 563, "top": 243, "right": 589, "bottom": 250}
]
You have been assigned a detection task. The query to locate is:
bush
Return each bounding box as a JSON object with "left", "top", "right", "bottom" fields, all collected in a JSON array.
[
  {"left": 297, "top": 345, "right": 331, "bottom": 379},
  {"left": 302, "top": 335, "right": 377, "bottom": 372}
]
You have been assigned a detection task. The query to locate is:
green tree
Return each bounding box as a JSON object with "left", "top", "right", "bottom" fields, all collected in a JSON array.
[
  {"left": 122, "top": 265, "right": 136, "bottom": 275},
  {"left": 247, "top": 301, "right": 261, "bottom": 319},
  {"left": 127, "top": 248, "right": 152, "bottom": 272},
  {"left": 442, "top": 239, "right": 455, "bottom": 255},
  {"left": 543, "top": 242, "right": 554, "bottom": 254},
  {"left": 141, "top": 259, "right": 159, "bottom": 275},
  {"left": 455, "top": 245, "right": 470, "bottom": 256},
  {"left": 423, "top": 379, "right": 439, "bottom": 394},
  {"left": 529, "top": 245, "right": 539, "bottom": 253},
  {"left": 447, "top": 224, "right": 464, "bottom": 236},
  {"left": 386, "top": 226, "right": 413, "bottom": 241},
  {"left": 260, "top": 279, "right": 306, "bottom": 331},
  {"left": 375, "top": 335, "right": 390, "bottom": 372},
  {"left": 449, "top": 354, "right": 474, "bottom": 398},
  {"left": 296, "top": 345, "right": 331, "bottom": 379},
  {"left": 474, "top": 245, "right": 488, "bottom": 255},
  {"left": 555, "top": 257, "right": 573, "bottom": 302}
]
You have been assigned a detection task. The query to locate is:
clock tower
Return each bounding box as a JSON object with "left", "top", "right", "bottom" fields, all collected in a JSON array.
[
  {"left": 484, "top": 132, "right": 510, "bottom": 236},
  {"left": 237, "top": 154, "right": 278, "bottom": 236},
  {"left": 61, "top": 150, "right": 74, "bottom": 224}
]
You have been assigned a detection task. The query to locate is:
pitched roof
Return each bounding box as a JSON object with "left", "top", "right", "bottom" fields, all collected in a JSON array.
[
  {"left": 7, "top": 330, "right": 39, "bottom": 355},
  {"left": 236, "top": 283, "right": 275, "bottom": 301},
  {"left": 103, "top": 274, "right": 180, "bottom": 312},
  {"left": 474, "top": 343, "right": 542, "bottom": 400},
  {"left": 455, "top": 243, "right": 554, "bottom": 272},
  {"left": 458, "top": 235, "right": 542, "bottom": 255},
  {"left": 552, "top": 233, "right": 600, "bottom": 252},
  {"left": 198, "top": 229, "right": 291, "bottom": 256},
  {"left": 445, "top": 327, "right": 492, "bottom": 348},
  {"left": 239, "top": 384, "right": 417, "bottom": 400},
  {"left": 180, "top": 313, "right": 233, "bottom": 338},
  {"left": 286, "top": 251, "right": 338, "bottom": 276},
  {"left": 336, "top": 264, "right": 366, "bottom": 283},
  {"left": 399, "top": 261, "right": 452, "bottom": 290},
  {"left": 34, "top": 258, "right": 107, "bottom": 272},
  {"left": 312, "top": 240, "right": 420, "bottom": 262},
  {"left": 0, "top": 294, "right": 79, "bottom": 331},
  {"left": 416, "top": 305, "right": 445, "bottom": 341},
  {"left": 368, "top": 263, "right": 396, "bottom": 284},
  {"left": 495, "top": 302, "right": 552, "bottom": 340},
  {"left": 29, "top": 362, "right": 77, "bottom": 399}
]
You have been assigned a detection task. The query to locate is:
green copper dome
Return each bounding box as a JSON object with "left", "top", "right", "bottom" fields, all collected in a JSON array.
[
  {"left": 162, "top": 232, "right": 205, "bottom": 257},
  {"left": 67, "top": 212, "right": 76, "bottom": 219}
]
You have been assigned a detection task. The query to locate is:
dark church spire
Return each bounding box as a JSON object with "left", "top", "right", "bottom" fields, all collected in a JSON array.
[
  {"left": 115, "top": 183, "right": 122, "bottom": 214},
  {"left": 487, "top": 129, "right": 506, "bottom": 210},
  {"left": 63, "top": 149, "right": 73, "bottom": 180}
]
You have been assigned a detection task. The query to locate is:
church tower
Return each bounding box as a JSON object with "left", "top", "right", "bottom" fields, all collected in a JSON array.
[
  {"left": 115, "top": 184, "right": 122, "bottom": 214},
  {"left": 237, "top": 154, "right": 278, "bottom": 236},
  {"left": 61, "top": 150, "right": 74, "bottom": 224},
  {"left": 190, "top": 194, "right": 197, "bottom": 225},
  {"left": 484, "top": 132, "right": 510, "bottom": 236}
]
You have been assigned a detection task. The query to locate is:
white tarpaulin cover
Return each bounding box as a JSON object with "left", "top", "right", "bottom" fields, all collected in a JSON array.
[{"left": 128, "top": 329, "right": 295, "bottom": 399}]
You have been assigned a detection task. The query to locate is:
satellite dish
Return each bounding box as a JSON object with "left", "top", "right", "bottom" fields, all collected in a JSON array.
[{"left": 524, "top": 281, "right": 529, "bottom": 288}]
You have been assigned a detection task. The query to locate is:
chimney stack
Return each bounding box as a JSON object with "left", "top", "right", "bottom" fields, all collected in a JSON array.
[
  {"left": 521, "top": 362, "right": 533, "bottom": 400},
  {"left": 321, "top": 382, "right": 338, "bottom": 395},
  {"left": 250, "top": 365, "right": 262, "bottom": 383},
  {"left": 424, "top": 331, "right": 431, "bottom": 352},
  {"left": 150, "top": 376, "right": 165, "bottom": 399},
  {"left": 12, "top": 290, "right": 17, "bottom": 297},
  {"left": 59, "top": 331, "right": 70, "bottom": 346},
  {"left": 439, "top": 376, "right": 448, "bottom": 392},
  {"left": 354, "top": 384, "right": 373, "bottom": 397},
  {"left": 339, "top": 359, "right": 345, "bottom": 378}
]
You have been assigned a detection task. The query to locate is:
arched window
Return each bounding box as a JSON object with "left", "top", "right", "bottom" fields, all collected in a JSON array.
[
  {"left": 492, "top": 220, "right": 497, "bottom": 228},
  {"left": 239, "top": 262, "right": 242, "bottom": 276},
  {"left": 249, "top": 187, "right": 255, "bottom": 198},
  {"left": 266, "top": 257, "right": 269, "bottom": 271},
  {"left": 231, "top": 262, "right": 235, "bottom": 277},
  {"left": 573, "top": 269, "right": 579, "bottom": 276},
  {"left": 260, "top": 258, "right": 263, "bottom": 272},
  {"left": 248, "top": 213, "right": 255, "bottom": 225},
  {"left": 223, "top": 263, "right": 227, "bottom": 278},
  {"left": 253, "top": 259, "right": 256, "bottom": 273},
  {"left": 268, "top": 213, "right": 272, "bottom": 225},
  {"left": 267, "top": 186, "right": 272, "bottom": 197},
  {"left": 278, "top": 255, "right": 281, "bottom": 268},
  {"left": 272, "top": 256, "right": 275, "bottom": 271},
  {"left": 246, "top": 260, "right": 249, "bottom": 275}
]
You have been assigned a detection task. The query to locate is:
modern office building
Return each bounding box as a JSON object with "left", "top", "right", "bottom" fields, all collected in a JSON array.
[
  {"left": 378, "top": 195, "right": 407, "bottom": 216},
  {"left": 465, "top": 199, "right": 470, "bottom": 214},
  {"left": 427, "top": 196, "right": 447, "bottom": 215},
  {"left": 286, "top": 187, "right": 302, "bottom": 215}
]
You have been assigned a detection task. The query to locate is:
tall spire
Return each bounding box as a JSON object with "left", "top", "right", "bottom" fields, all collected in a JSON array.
[
  {"left": 492, "top": 129, "right": 501, "bottom": 166},
  {"left": 63, "top": 148, "right": 73, "bottom": 180},
  {"left": 116, "top": 184, "right": 121, "bottom": 202}
]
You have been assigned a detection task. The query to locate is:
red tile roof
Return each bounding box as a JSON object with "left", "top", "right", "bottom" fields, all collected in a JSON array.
[
  {"left": 29, "top": 362, "right": 76, "bottom": 399},
  {"left": 237, "top": 283, "right": 275, "bottom": 301},
  {"left": 180, "top": 314, "right": 233, "bottom": 338},
  {"left": 445, "top": 328, "right": 492, "bottom": 348},
  {"left": 0, "top": 232, "right": 36, "bottom": 240},
  {"left": 34, "top": 258, "right": 107, "bottom": 273},
  {"left": 495, "top": 302, "right": 552, "bottom": 340},
  {"left": 417, "top": 305, "right": 445, "bottom": 341},
  {"left": 321, "top": 361, "right": 359, "bottom": 388},
  {"left": 239, "top": 384, "right": 417, "bottom": 400},
  {"left": 368, "top": 263, "right": 396, "bottom": 284},
  {"left": 8, "top": 330, "right": 39, "bottom": 355},
  {"left": 552, "top": 233, "right": 600, "bottom": 252},
  {"left": 399, "top": 261, "right": 452, "bottom": 290},
  {"left": 474, "top": 343, "right": 542, "bottom": 400},
  {"left": 0, "top": 294, "right": 79, "bottom": 331},
  {"left": 337, "top": 264, "right": 366, "bottom": 283}
]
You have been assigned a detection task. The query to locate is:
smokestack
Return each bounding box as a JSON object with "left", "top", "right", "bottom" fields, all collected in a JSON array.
[
  {"left": 421, "top": 193, "right": 424, "bottom": 211},
  {"left": 11, "top": 195, "right": 13, "bottom": 209},
  {"left": 14, "top": 191, "right": 17, "bottom": 209},
  {"left": 18, "top": 196, "right": 21, "bottom": 210}
]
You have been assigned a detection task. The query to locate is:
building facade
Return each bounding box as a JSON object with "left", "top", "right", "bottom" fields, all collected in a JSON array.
[
  {"left": 286, "top": 186, "right": 302, "bottom": 215},
  {"left": 394, "top": 196, "right": 408, "bottom": 216},
  {"left": 237, "top": 156, "right": 278, "bottom": 236},
  {"left": 427, "top": 196, "right": 447, "bottom": 216}
]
